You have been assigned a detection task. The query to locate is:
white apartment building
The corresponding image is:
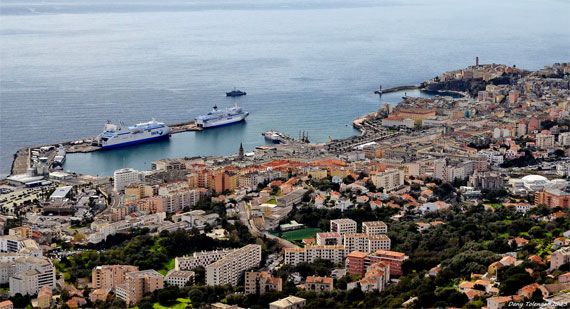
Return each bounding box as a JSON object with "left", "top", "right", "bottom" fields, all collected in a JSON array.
[
  {"left": 362, "top": 221, "right": 387, "bottom": 235},
  {"left": 368, "top": 234, "right": 391, "bottom": 253},
  {"left": 559, "top": 132, "right": 570, "bottom": 146},
  {"left": 284, "top": 245, "right": 346, "bottom": 266},
  {"left": 370, "top": 169, "right": 405, "bottom": 193},
  {"left": 206, "top": 244, "right": 261, "bottom": 286},
  {"left": 158, "top": 182, "right": 199, "bottom": 213},
  {"left": 9, "top": 257, "right": 56, "bottom": 296},
  {"left": 175, "top": 248, "right": 237, "bottom": 271},
  {"left": 330, "top": 219, "right": 357, "bottom": 237},
  {"left": 113, "top": 168, "right": 140, "bottom": 192},
  {"left": 164, "top": 270, "right": 194, "bottom": 288},
  {"left": 344, "top": 234, "right": 369, "bottom": 254},
  {"left": 536, "top": 132, "right": 555, "bottom": 149}
]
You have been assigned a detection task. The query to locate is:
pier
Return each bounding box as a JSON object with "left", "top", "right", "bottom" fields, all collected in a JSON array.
[{"left": 375, "top": 85, "right": 419, "bottom": 94}]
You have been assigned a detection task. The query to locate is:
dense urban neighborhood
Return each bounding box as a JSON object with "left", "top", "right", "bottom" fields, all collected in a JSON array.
[{"left": 1, "top": 62, "right": 570, "bottom": 308}]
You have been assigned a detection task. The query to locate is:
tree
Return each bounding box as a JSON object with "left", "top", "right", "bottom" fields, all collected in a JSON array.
[{"left": 554, "top": 149, "right": 565, "bottom": 157}]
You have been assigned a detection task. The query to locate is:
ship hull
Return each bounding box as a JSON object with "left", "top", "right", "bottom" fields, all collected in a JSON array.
[
  {"left": 198, "top": 112, "right": 249, "bottom": 129},
  {"left": 101, "top": 134, "right": 170, "bottom": 149}
]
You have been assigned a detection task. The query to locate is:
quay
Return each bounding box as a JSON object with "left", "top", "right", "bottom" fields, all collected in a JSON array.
[{"left": 10, "top": 120, "right": 202, "bottom": 175}]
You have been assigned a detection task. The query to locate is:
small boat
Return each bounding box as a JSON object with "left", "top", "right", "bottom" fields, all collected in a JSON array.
[{"left": 226, "top": 88, "right": 246, "bottom": 97}]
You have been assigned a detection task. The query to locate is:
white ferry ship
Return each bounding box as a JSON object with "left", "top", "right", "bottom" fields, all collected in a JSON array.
[
  {"left": 95, "top": 119, "right": 171, "bottom": 149},
  {"left": 195, "top": 104, "right": 249, "bottom": 128}
]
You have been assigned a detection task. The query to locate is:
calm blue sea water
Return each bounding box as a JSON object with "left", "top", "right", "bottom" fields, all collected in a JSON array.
[{"left": 1, "top": 0, "right": 569, "bottom": 176}]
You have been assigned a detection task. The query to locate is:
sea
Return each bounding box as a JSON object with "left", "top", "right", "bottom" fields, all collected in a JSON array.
[{"left": 1, "top": 0, "right": 569, "bottom": 176}]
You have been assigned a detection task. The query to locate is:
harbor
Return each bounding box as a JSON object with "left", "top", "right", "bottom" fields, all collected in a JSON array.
[{"left": 10, "top": 120, "right": 203, "bottom": 175}]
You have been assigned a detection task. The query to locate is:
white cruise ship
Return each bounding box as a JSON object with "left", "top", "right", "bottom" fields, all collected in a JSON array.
[
  {"left": 195, "top": 105, "right": 249, "bottom": 128},
  {"left": 95, "top": 119, "right": 171, "bottom": 149}
]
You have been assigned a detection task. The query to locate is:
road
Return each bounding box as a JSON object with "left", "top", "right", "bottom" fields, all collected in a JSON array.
[{"left": 237, "top": 201, "right": 298, "bottom": 249}]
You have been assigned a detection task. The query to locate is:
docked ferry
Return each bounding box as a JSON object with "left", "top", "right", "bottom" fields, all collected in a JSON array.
[
  {"left": 195, "top": 104, "right": 249, "bottom": 128},
  {"left": 95, "top": 119, "right": 171, "bottom": 149}
]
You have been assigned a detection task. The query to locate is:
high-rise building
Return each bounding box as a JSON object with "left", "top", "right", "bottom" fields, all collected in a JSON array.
[
  {"left": 113, "top": 168, "right": 140, "bottom": 192},
  {"left": 370, "top": 168, "right": 404, "bottom": 193},
  {"left": 362, "top": 221, "right": 387, "bottom": 236},
  {"left": 206, "top": 244, "right": 262, "bottom": 286},
  {"left": 536, "top": 131, "right": 555, "bottom": 149},
  {"left": 330, "top": 219, "right": 357, "bottom": 237},
  {"left": 116, "top": 270, "right": 164, "bottom": 305},
  {"left": 92, "top": 265, "right": 139, "bottom": 291}
]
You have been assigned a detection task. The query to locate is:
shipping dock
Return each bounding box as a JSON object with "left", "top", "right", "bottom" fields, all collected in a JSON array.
[{"left": 10, "top": 120, "right": 203, "bottom": 175}]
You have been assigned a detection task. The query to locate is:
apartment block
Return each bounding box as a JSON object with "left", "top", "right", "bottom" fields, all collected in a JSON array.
[
  {"left": 158, "top": 182, "right": 199, "bottom": 213},
  {"left": 113, "top": 168, "right": 140, "bottom": 192},
  {"left": 175, "top": 248, "right": 237, "bottom": 271},
  {"left": 344, "top": 234, "right": 369, "bottom": 254},
  {"left": 330, "top": 219, "right": 357, "bottom": 237},
  {"left": 316, "top": 232, "right": 342, "bottom": 246},
  {"left": 244, "top": 271, "right": 282, "bottom": 295},
  {"left": 284, "top": 245, "right": 345, "bottom": 266},
  {"left": 370, "top": 169, "right": 404, "bottom": 193},
  {"left": 535, "top": 189, "right": 570, "bottom": 208},
  {"left": 9, "top": 257, "right": 56, "bottom": 296},
  {"left": 368, "top": 234, "right": 391, "bottom": 253},
  {"left": 536, "top": 132, "right": 555, "bottom": 149},
  {"left": 92, "top": 265, "right": 139, "bottom": 291},
  {"left": 116, "top": 269, "right": 164, "bottom": 305},
  {"left": 164, "top": 270, "right": 194, "bottom": 288},
  {"left": 206, "top": 244, "right": 262, "bottom": 286},
  {"left": 362, "top": 221, "right": 387, "bottom": 236},
  {"left": 368, "top": 250, "right": 407, "bottom": 276}
]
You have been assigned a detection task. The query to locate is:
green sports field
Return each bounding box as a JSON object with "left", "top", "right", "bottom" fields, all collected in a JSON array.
[{"left": 272, "top": 227, "right": 321, "bottom": 241}]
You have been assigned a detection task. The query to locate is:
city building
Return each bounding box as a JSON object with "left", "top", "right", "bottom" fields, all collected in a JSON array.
[
  {"left": 468, "top": 172, "right": 504, "bottom": 190},
  {"left": 398, "top": 108, "right": 436, "bottom": 124},
  {"left": 370, "top": 169, "right": 404, "bottom": 193},
  {"left": 284, "top": 245, "right": 346, "bottom": 266},
  {"left": 551, "top": 247, "right": 570, "bottom": 271},
  {"left": 304, "top": 276, "right": 333, "bottom": 293},
  {"left": 206, "top": 244, "right": 262, "bottom": 286},
  {"left": 535, "top": 189, "right": 570, "bottom": 208},
  {"left": 113, "top": 168, "right": 140, "bottom": 192},
  {"left": 330, "top": 219, "right": 357, "bottom": 237},
  {"left": 368, "top": 250, "right": 407, "bottom": 276},
  {"left": 92, "top": 265, "right": 139, "bottom": 291},
  {"left": 277, "top": 189, "right": 308, "bottom": 208},
  {"left": 164, "top": 270, "right": 194, "bottom": 288},
  {"left": 244, "top": 271, "right": 282, "bottom": 295},
  {"left": 175, "top": 248, "right": 237, "bottom": 271},
  {"left": 368, "top": 234, "right": 391, "bottom": 253},
  {"left": 269, "top": 296, "right": 306, "bottom": 309},
  {"left": 347, "top": 261, "right": 390, "bottom": 292},
  {"left": 37, "top": 286, "right": 52, "bottom": 309},
  {"left": 116, "top": 269, "right": 164, "bottom": 305},
  {"left": 9, "top": 257, "right": 56, "bottom": 296},
  {"left": 536, "top": 131, "right": 555, "bottom": 149},
  {"left": 362, "top": 221, "right": 387, "bottom": 235},
  {"left": 316, "top": 232, "right": 342, "bottom": 246},
  {"left": 8, "top": 227, "right": 32, "bottom": 239}
]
